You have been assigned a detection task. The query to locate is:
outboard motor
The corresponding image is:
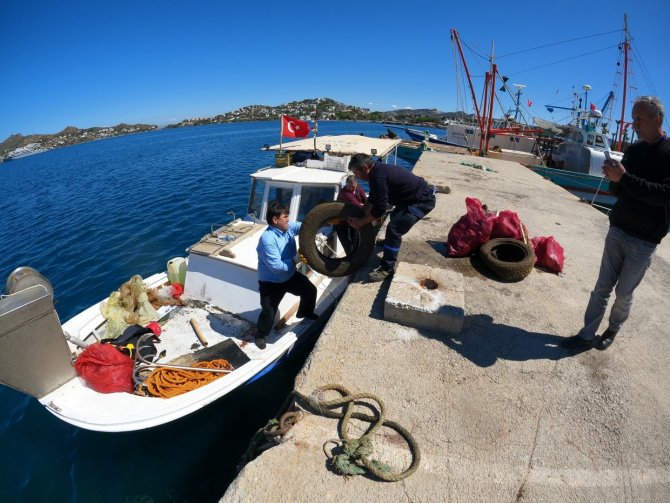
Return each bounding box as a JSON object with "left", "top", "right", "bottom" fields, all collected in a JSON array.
[
  {"left": 6, "top": 266, "right": 54, "bottom": 298},
  {"left": 0, "top": 267, "right": 76, "bottom": 399}
]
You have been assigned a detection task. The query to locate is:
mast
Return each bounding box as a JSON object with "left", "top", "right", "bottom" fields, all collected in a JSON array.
[
  {"left": 616, "top": 14, "right": 630, "bottom": 151},
  {"left": 451, "top": 29, "right": 484, "bottom": 132},
  {"left": 482, "top": 41, "right": 496, "bottom": 154}
]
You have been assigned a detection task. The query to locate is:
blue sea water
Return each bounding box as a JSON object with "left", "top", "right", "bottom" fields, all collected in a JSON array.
[{"left": 0, "top": 121, "right": 418, "bottom": 502}]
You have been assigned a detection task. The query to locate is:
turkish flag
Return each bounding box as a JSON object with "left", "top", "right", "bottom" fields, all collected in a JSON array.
[
  {"left": 281, "top": 115, "right": 310, "bottom": 138},
  {"left": 590, "top": 103, "right": 597, "bottom": 111},
  {"left": 527, "top": 99, "right": 533, "bottom": 107}
]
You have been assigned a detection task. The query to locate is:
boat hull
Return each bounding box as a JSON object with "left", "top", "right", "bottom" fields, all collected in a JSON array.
[
  {"left": 38, "top": 271, "right": 347, "bottom": 432},
  {"left": 530, "top": 165, "right": 616, "bottom": 207}
]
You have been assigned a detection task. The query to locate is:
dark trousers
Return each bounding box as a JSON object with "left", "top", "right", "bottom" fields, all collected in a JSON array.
[
  {"left": 381, "top": 189, "right": 436, "bottom": 271},
  {"left": 257, "top": 272, "right": 317, "bottom": 337}
]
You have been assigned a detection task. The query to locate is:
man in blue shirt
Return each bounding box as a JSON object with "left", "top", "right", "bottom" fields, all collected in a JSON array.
[{"left": 255, "top": 202, "right": 317, "bottom": 349}]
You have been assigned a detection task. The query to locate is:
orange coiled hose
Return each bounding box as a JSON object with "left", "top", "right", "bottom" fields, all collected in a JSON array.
[{"left": 144, "top": 359, "right": 233, "bottom": 398}]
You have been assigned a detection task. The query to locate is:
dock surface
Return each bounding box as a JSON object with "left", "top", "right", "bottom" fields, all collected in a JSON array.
[{"left": 222, "top": 151, "right": 670, "bottom": 502}]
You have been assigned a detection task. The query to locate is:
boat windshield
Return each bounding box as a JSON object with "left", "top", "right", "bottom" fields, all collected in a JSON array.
[
  {"left": 247, "top": 179, "right": 266, "bottom": 220},
  {"left": 247, "top": 180, "right": 293, "bottom": 220},
  {"left": 297, "top": 185, "right": 336, "bottom": 221}
]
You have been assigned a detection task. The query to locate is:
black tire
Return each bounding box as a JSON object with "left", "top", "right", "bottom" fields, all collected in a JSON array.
[
  {"left": 299, "top": 202, "right": 375, "bottom": 277},
  {"left": 479, "top": 238, "right": 535, "bottom": 282}
]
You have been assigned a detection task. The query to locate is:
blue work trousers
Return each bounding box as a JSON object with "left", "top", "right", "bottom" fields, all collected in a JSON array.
[
  {"left": 578, "top": 226, "right": 656, "bottom": 341},
  {"left": 381, "top": 189, "right": 436, "bottom": 271}
]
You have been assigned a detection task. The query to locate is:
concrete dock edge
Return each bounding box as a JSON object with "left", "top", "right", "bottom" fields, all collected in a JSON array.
[{"left": 222, "top": 151, "right": 670, "bottom": 502}]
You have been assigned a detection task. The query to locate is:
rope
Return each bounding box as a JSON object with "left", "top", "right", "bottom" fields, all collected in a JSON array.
[
  {"left": 143, "top": 359, "right": 233, "bottom": 398},
  {"left": 292, "top": 384, "right": 421, "bottom": 482}
]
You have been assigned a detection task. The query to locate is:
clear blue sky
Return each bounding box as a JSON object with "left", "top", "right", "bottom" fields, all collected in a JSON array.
[{"left": 1, "top": 0, "right": 668, "bottom": 141}]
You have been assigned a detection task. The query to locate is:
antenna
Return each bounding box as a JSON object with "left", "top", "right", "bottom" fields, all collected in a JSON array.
[{"left": 512, "top": 84, "right": 526, "bottom": 122}]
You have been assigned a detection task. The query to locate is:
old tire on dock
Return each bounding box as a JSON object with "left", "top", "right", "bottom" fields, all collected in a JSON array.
[
  {"left": 479, "top": 238, "right": 535, "bottom": 282},
  {"left": 299, "top": 202, "right": 375, "bottom": 277}
]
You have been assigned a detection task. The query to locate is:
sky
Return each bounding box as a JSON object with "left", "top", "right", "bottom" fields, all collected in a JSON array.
[{"left": 2, "top": 0, "right": 669, "bottom": 141}]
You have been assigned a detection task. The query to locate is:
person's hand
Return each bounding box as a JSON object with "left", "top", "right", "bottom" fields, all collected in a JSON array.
[{"left": 602, "top": 159, "right": 626, "bottom": 182}]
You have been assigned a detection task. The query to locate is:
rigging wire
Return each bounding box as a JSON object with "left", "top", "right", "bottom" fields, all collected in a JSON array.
[
  {"left": 630, "top": 42, "right": 658, "bottom": 97},
  {"left": 497, "top": 29, "right": 621, "bottom": 58},
  {"left": 451, "top": 35, "right": 469, "bottom": 117},
  {"left": 508, "top": 45, "right": 619, "bottom": 76}
]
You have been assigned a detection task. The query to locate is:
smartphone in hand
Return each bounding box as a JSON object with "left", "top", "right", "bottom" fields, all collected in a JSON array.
[{"left": 604, "top": 150, "right": 612, "bottom": 161}]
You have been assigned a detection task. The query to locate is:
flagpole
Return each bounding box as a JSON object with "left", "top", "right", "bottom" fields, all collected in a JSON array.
[
  {"left": 279, "top": 114, "right": 283, "bottom": 152},
  {"left": 313, "top": 102, "right": 318, "bottom": 155}
]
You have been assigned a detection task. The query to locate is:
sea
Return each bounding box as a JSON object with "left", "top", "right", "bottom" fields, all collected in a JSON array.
[{"left": 0, "top": 120, "right": 442, "bottom": 502}]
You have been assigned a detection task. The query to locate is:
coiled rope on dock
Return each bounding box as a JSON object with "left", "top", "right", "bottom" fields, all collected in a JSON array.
[
  {"left": 293, "top": 384, "right": 421, "bottom": 482},
  {"left": 144, "top": 359, "right": 233, "bottom": 398}
]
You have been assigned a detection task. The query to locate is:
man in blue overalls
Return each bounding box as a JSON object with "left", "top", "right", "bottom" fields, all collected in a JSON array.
[{"left": 347, "top": 154, "right": 436, "bottom": 282}]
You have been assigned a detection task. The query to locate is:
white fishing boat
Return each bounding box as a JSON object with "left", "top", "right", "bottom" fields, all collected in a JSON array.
[
  {"left": 0, "top": 135, "right": 401, "bottom": 432},
  {"left": 530, "top": 85, "right": 624, "bottom": 208}
]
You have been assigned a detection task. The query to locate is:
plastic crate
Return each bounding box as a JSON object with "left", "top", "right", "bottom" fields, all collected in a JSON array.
[{"left": 275, "top": 152, "right": 294, "bottom": 167}]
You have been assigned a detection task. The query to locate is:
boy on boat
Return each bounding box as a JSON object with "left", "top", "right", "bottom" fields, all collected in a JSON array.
[{"left": 255, "top": 202, "right": 318, "bottom": 349}]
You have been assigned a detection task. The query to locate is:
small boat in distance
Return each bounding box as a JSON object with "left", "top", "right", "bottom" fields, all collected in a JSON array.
[{"left": 0, "top": 135, "right": 401, "bottom": 432}]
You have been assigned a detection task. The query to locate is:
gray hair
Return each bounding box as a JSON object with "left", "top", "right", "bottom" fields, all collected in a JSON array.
[
  {"left": 348, "top": 153, "right": 374, "bottom": 173},
  {"left": 633, "top": 96, "right": 665, "bottom": 122},
  {"left": 345, "top": 175, "right": 357, "bottom": 184}
]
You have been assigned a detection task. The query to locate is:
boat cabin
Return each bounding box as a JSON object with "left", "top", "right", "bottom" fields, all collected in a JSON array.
[{"left": 184, "top": 135, "right": 401, "bottom": 323}]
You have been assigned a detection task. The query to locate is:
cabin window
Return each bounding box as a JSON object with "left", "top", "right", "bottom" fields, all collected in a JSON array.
[
  {"left": 268, "top": 186, "right": 293, "bottom": 209},
  {"left": 595, "top": 135, "right": 605, "bottom": 147},
  {"left": 466, "top": 129, "right": 475, "bottom": 135},
  {"left": 247, "top": 179, "right": 266, "bottom": 220},
  {"left": 297, "top": 186, "right": 336, "bottom": 221}
]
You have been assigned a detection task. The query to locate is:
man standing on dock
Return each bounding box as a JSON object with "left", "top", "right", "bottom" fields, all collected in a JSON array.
[
  {"left": 572, "top": 96, "right": 670, "bottom": 350},
  {"left": 347, "top": 154, "right": 436, "bottom": 282},
  {"left": 255, "top": 203, "right": 317, "bottom": 350}
]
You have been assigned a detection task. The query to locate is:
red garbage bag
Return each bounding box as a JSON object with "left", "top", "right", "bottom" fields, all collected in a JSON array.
[
  {"left": 531, "top": 236, "right": 565, "bottom": 273},
  {"left": 170, "top": 283, "right": 184, "bottom": 299},
  {"left": 447, "top": 197, "right": 495, "bottom": 257},
  {"left": 490, "top": 210, "right": 524, "bottom": 240},
  {"left": 73, "top": 343, "right": 135, "bottom": 394}
]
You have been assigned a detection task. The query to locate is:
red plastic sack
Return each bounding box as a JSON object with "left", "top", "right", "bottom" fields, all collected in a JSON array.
[
  {"left": 531, "top": 236, "right": 565, "bottom": 273},
  {"left": 447, "top": 198, "right": 495, "bottom": 257},
  {"left": 171, "top": 283, "right": 184, "bottom": 299},
  {"left": 73, "top": 343, "right": 135, "bottom": 394},
  {"left": 490, "top": 210, "right": 524, "bottom": 240}
]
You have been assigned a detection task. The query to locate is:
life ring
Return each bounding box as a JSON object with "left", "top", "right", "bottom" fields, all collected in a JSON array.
[
  {"left": 479, "top": 238, "right": 535, "bottom": 282},
  {"left": 299, "top": 202, "right": 375, "bottom": 277}
]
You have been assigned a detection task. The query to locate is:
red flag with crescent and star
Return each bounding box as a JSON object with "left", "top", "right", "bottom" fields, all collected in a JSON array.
[{"left": 281, "top": 115, "right": 310, "bottom": 138}]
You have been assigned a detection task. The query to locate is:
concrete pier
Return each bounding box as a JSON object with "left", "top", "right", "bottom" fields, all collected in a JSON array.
[{"left": 222, "top": 151, "right": 670, "bottom": 502}]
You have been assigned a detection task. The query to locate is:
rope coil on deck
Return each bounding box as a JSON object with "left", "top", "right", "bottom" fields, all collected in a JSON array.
[
  {"left": 143, "top": 359, "right": 233, "bottom": 398},
  {"left": 293, "top": 384, "right": 421, "bottom": 482}
]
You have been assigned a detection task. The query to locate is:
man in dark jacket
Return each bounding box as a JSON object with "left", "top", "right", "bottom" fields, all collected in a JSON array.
[
  {"left": 571, "top": 96, "right": 670, "bottom": 350},
  {"left": 347, "top": 154, "right": 435, "bottom": 281}
]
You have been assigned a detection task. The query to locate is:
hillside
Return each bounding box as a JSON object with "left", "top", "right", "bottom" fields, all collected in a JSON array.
[{"left": 1, "top": 98, "right": 465, "bottom": 161}]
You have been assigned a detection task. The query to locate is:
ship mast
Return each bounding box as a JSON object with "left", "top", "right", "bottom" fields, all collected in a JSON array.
[{"left": 616, "top": 14, "right": 630, "bottom": 151}]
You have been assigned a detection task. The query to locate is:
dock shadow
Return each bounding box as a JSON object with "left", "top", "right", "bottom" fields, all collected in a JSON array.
[{"left": 424, "top": 313, "right": 585, "bottom": 367}]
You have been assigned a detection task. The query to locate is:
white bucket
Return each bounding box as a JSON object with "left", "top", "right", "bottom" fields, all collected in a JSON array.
[{"left": 167, "top": 257, "right": 187, "bottom": 285}]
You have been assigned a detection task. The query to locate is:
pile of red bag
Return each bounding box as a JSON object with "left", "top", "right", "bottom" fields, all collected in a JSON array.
[{"left": 446, "top": 197, "right": 565, "bottom": 273}]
